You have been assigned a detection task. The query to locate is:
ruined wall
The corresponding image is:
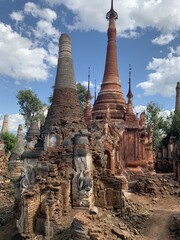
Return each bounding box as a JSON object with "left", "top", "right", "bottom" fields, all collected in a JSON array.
[
  {"left": 17, "top": 190, "right": 41, "bottom": 237},
  {"left": 9, "top": 160, "right": 24, "bottom": 179},
  {"left": 93, "top": 173, "right": 122, "bottom": 209}
]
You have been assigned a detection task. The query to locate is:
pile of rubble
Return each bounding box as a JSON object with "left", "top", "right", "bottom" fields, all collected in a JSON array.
[
  {"left": 132, "top": 174, "right": 180, "bottom": 197},
  {"left": 69, "top": 208, "right": 134, "bottom": 240},
  {"left": 129, "top": 174, "right": 180, "bottom": 239}
]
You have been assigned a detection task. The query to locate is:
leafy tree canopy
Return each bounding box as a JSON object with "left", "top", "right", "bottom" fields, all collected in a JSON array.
[
  {"left": 168, "top": 112, "right": 180, "bottom": 141},
  {"left": 146, "top": 101, "right": 171, "bottom": 152},
  {"left": 76, "top": 83, "right": 89, "bottom": 110},
  {"left": 1, "top": 132, "right": 16, "bottom": 155},
  {"left": 16, "top": 89, "right": 46, "bottom": 128}
]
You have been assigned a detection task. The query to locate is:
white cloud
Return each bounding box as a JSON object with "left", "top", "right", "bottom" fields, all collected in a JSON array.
[
  {"left": 81, "top": 81, "right": 94, "bottom": 88},
  {"left": 0, "top": 1, "right": 61, "bottom": 84},
  {"left": 23, "top": 2, "right": 60, "bottom": 44},
  {"left": 10, "top": 11, "right": 24, "bottom": 22},
  {"left": 33, "top": 20, "right": 59, "bottom": 41},
  {"left": 152, "top": 33, "right": 175, "bottom": 45},
  {"left": 0, "top": 22, "right": 53, "bottom": 82},
  {"left": 137, "top": 46, "right": 180, "bottom": 97},
  {"left": 133, "top": 106, "right": 173, "bottom": 121},
  {"left": 133, "top": 105, "right": 146, "bottom": 115},
  {"left": 48, "top": 42, "right": 58, "bottom": 56},
  {"left": 159, "top": 110, "right": 173, "bottom": 119},
  {"left": 9, "top": 114, "right": 25, "bottom": 134},
  {"left": 24, "top": 2, "right": 57, "bottom": 23},
  {"left": 44, "top": 0, "right": 180, "bottom": 42}
]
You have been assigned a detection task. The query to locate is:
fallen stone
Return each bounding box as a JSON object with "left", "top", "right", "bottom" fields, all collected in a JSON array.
[
  {"left": 111, "top": 226, "right": 132, "bottom": 240},
  {"left": 89, "top": 206, "right": 99, "bottom": 215}
]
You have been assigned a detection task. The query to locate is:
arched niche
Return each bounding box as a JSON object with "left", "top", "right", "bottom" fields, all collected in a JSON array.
[
  {"left": 49, "top": 134, "right": 57, "bottom": 148},
  {"left": 104, "top": 150, "right": 111, "bottom": 170}
]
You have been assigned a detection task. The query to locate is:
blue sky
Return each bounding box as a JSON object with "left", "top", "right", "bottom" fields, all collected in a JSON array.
[{"left": 0, "top": 0, "right": 180, "bottom": 132}]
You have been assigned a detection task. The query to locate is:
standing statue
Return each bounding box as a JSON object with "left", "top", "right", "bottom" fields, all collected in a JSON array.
[{"left": 20, "top": 164, "right": 35, "bottom": 193}]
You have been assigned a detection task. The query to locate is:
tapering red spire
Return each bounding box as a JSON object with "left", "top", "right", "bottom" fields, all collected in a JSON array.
[
  {"left": 87, "top": 67, "right": 91, "bottom": 101},
  {"left": 127, "top": 64, "right": 133, "bottom": 113},
  {"left": 92, "top": 0, "right": 127, "bottom": 122},
  {"left": 125, "top": 64, "right": 137, "bottom": 123},
  {"left": 84, "top": 67, "right": 92, "bottom": 127}
]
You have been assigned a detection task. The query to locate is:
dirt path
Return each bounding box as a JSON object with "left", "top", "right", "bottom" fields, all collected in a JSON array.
[
  {"left": 140, "top": 210, "right": 176, "bottom": 239},
  {"left": 134, "top": 196, "right": 180, "bottom": 240}
]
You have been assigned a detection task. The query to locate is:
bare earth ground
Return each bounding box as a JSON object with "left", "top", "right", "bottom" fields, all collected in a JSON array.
[
  {"left": 0, "top": 174, "right": 180, "bottom": 240},
  {"left": 130, "top": 194, "right": 180, "bottom": 240}
]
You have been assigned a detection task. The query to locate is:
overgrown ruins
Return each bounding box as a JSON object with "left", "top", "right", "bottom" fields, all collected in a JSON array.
[
  {"left": 3, "top": 1, "right": 174, "bottom": 239},
  {"left": 5, "top": 1, "right": 156, "bottom": 239}
]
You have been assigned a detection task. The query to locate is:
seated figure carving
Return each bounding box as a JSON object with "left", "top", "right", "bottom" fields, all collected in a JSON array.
[{"left": 78, "top": 170, "right": 92, "bottom": 195}]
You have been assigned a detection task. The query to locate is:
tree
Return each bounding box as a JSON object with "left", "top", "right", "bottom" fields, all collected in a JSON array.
[
  {"left": 16, "top": 90, "right": 46, "bottom": 128},
  {"left": 48, "top": 83, "right": 91, "bottom": 110},
  {"left": 146, "top": 101, "right": 171, "bottom": 152},
  {"left": 1, "top": 132, "right": 16, "bottom": 155},
  {"left": 168, "top": 112, "right": 180, "bottom": 141},
  {"left": 77, "top": 83, "right": 89, "bottom": 110}
]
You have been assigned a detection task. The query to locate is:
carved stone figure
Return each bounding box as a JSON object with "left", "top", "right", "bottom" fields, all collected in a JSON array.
[
  {"left": 20, "top": 161, "right": 35, "bottom": 193},
  {"left": 78, "top": 170, "right": 93, "bottom": 194}
]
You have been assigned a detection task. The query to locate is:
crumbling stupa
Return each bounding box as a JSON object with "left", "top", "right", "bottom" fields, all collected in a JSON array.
[
  {"left": 9, "top": 124, "right": 25, "bottom": 179},
  {"left": 15, "top": 32, "right": 124, "bottom": 239},
  {"left": 14, "top": 1, "right": 155, "bottom": 238},
  {"left": 1, "top": 114, "right": 8, "bottom": 134}
]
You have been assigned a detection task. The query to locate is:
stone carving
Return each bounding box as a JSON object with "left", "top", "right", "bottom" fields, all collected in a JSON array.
[
  {"left": 75, "top": 156, "right": 87, "bottom": 172},
  {"left": 73, "top": 152, "right": 93, "bottom": 207},
  {"left": 20, "top": 159, "right": 36, "bottom": 193},
  {"left": 16, "top": 200, "right": 26, "bottom": 234},
  {"left": 78, "top": 170, "right": 93, "bottom": 194},
  {"left": 103, "top": 153, "right": 108, "bottom": 169}
]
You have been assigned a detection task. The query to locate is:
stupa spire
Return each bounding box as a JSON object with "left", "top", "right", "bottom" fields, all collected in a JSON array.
[
  {"left": 175, "top": 82, "right": 180, "bottom": 113},
  {"left": 92, "top": 0, "right": 127, "bottom": 122},
  {"left": 84, "top": 67, "right": 92, "bottom": 128},
  {"left": 106, "top": 0, "right": 118, "bottom": 20},
  {"left": 87, "top": 67, "right": 91, "bottom": 101},
  {"left": 127, "top": 64, "right": 133, "bottom": 99},
  {"left": 94, "top": 79, "right": 97, "bottom": 102},
  {"left": 127, "top": 64, "right": 134, "bottom": 113},
  {"left": 15, "top": 124, "right": 25, "bottom": 157},
  {"left": 43, "top": 33, "right": 84, "bottom": 132},
  {"left": 54, "top": 33, "right": 76, "bottom": 91},
  {"left": 1, "top": 114, "right": 8, "bottom": 134}
]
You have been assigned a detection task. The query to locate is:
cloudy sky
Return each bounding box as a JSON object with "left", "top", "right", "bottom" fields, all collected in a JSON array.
[{"left": 0, "top": 0, "right": 180, "bottom": 133}]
